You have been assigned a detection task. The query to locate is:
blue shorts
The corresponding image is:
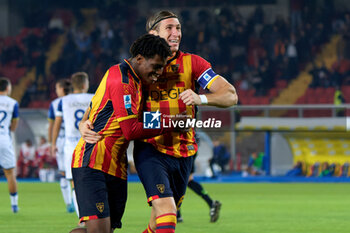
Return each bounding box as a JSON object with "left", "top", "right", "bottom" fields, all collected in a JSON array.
[
  {"left": 72, "top": 167, "right": 127, "bottom": 229},
  {"left": 133, "top": 141, "right": 194, "bottom": 209}
]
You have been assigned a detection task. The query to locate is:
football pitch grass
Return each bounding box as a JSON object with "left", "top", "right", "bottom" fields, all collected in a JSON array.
[{"left": 0, "top": 182, "right": 349, "bottom": 233}]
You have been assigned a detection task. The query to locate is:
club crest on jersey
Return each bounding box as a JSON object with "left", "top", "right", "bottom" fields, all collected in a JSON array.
[
  {"left": 156, "top": 184, "right": 165, "bottom": 194},
  {"left": 170, "top": 64, "right": 179, "bottom": 73},
  {"left": 123, "top": 95, "right": 131, "bottom": 109},
  {"left": 143, "top": 110, "right": 161, "bottom": 129},
  {"left": 96, "top": 202, "right": 104, "bottom": 213}
]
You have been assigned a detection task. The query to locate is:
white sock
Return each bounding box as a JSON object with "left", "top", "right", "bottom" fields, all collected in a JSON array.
[
  {"left": 60, "top": 178, "right": 72, "bottom": 205},
  {"left": 10, "top": 192, "right": 18, "bottom": 206},
  {"left": 72, "top": 188, "right": 79, "bottom": 217}
]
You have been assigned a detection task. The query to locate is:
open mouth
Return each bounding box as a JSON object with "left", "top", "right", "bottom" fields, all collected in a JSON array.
[
  {"left": 168, "top": 39, "right": 179, "bottom": 45},
  {"left": 150, "top": 73, "right": 159, "bottom": 82}
]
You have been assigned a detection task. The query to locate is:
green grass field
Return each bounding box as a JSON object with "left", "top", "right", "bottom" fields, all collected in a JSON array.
[{"left": 0, "top": 182, "right": 349, "bottom": 233}]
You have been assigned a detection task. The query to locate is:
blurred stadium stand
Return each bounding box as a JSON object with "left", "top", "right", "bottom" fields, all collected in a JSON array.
[{"left": 0, "top": 0, "right": 348, "bottom": 108}]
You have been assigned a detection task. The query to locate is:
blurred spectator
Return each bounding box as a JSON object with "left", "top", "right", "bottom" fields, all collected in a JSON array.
[
  {"left": 245, "top": 152, "right": 265, "bottom": 176},
  {"left": 319, "top": 162, "right": 335, "bottom": 177},
  {"left": 331, "top": 55, "right": 350, "bottom": 86},
  {"left": 290, "top": 0, "right": 303, "bottom": 32},
  {"left": 0, "top": 40, "right": 23, "bottom": 65},
  {"left": 340, "top": 162, "right": 349, "bottom": 177},
  {"left": 209, "top": 138, "right": 231, "bottom": 177},
  {"left": 309, "top": 61, "right": 330, "bottom": 88},
  {"left": 296, "top": 29, "right": 311, "bottom": 63},
  {"left": 36, "top": 136, "right": 56, "bottom": 182},
  {"left": 285, "top": 34, "right": 299, "bottom": 78},
  {"left": 17, "top": 139, "right": 36, "bottom": 178},
  {"left": 3, "top": 2, "right": 348, "bottom": 107},
  {"left": 308, "top": 162, "right": 320, "bottom": 177},
  {"left": 334, "top": 86, "right": 346, "bottom": 116},
  {"left": 48, "top": 13, "right": 64, "bottom": 34},
  {"left": 285, "top": 161, "right": 304, "bottom": 176}
]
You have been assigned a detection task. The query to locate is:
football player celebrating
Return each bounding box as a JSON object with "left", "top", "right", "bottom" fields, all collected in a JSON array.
[{"left": 70, "top": 34, "right": 173, "bottom": 233}]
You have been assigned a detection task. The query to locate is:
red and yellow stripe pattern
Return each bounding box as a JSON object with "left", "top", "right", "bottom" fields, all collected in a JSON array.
[
  {"left": 72, "top": 60, "right": 142, "bottom": 179},
  {"left": 143, "top": 51, "right": 212, "bottom": 158}
]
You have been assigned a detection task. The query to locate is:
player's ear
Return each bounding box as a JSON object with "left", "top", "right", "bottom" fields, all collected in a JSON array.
[
  {"left": 136, "top": 54, "right": 144, "bottom": 64},
  {"left": 6, "top": 84, "right": 12, "bottom": 95},
  {"left": 149, "top": 30, "right": 158, "bottom": 36}
]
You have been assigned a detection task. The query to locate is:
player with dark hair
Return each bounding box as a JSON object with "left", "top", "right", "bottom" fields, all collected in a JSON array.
[
  {"left": 0, "top": 77, "right": 19, "bottom": 213},
  {"left": 69, "top": 34, "right": 173, "bottom": 233},
  {"left": 79, "top": 11, "right": 238, "bottom": 233},
  {"left": 48, "top": 79, "right": 73, "bottom": 213}
]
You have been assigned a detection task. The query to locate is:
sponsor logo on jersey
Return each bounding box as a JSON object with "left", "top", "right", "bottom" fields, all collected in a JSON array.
[{"left": 150, "top": 88, "right": 183, "bottom": 101}]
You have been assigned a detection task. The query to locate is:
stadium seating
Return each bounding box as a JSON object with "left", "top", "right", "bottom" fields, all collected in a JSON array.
[{"left": 286, "top": 132, "right": 350, "bottom": 176}]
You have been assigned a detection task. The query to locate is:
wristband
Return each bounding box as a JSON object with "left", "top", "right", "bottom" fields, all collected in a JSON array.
[{"left": 199, "top": 95, "right": 208, "bottom": 105}]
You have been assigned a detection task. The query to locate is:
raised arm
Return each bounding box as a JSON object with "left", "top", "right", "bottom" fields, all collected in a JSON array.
[
  {"left": 179, "top": 76, "right": 238, "bottom": 108},
  {"left": 205, "top": 76, "right": 238, "bottom": 107}
]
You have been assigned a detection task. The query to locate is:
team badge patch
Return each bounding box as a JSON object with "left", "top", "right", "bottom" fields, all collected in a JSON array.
[
  {"left": 96, "top": 202, "right": 104, "bottom": 213},
  {"left": 156, "top": 184, "right": 165, "bottom": 194},
  {"left": 170, "top": 64, "right": 179, "bottom": 73},
  {"left": 123, "top": 95, "right": 131, "bottom": 109}
]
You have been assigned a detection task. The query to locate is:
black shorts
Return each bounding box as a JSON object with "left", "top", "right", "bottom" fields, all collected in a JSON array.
[
  {"left": 72, "top": 167, "right": 127, "bottom": 229},
  {"left": 191, "top": 153, "right": 198, "bottom": 174},
  {"left": 133, "top": 141, "right": 194, "bottom": 209}
]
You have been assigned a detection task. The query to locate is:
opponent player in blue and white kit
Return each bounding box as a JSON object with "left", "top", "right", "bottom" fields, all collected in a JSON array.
[
  {"left": 0, "top": 78, "right": 19, "bottom": 213},
  {"left": 48, "top": 79, "right": 74, "bottom": 213},
  {"left": 52, "top": 72, "right": 94, "bottom": 217}
]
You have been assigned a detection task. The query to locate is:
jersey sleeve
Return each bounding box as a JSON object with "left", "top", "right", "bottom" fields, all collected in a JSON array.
[
  {"left": 12, "top": 102, "right": 19, "bottom": 120},
  {"left": 56, "top": 99, "right": 63, "bottom": 117},
  {"left": 191, "top": 54, "right": 220, "bottom": 90},
  {"left": 48, "top": 102, "right": 55, "bottom": 121},
  {"left": 108, "top": 73, "right": 138, "bottom": 123}
]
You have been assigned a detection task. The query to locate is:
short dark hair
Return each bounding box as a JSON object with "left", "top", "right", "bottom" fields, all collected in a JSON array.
[
  {"left": 57, "top": 79, "right": 72, "bottom": 95},
  {"left": 129, "top": 34, "right": 171, "bottom": 60},
  {"left": 71, "top": 72, "right": 88, "bottom": 90},
  {"left": 146, "top": 10, "right": 178, "bottom": 32},
  {"left": 0, "top": 77, "right": 10, "bottom": 91}
]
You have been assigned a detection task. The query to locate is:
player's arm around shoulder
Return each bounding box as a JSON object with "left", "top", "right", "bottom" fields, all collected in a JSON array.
[
  {"left": 179, "top": 76, "right": 238, "bottom": 108},
  {"left": 78, "top": 107, "right": 101, "bottom": 144}
]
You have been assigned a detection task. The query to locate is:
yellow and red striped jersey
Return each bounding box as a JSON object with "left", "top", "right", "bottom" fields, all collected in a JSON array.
[
  {"left": 72, "top": 60, "right": 142, "bottom": 179},
  {"left": 142, "top": 51, "right": 219, "bottom": 158}
]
